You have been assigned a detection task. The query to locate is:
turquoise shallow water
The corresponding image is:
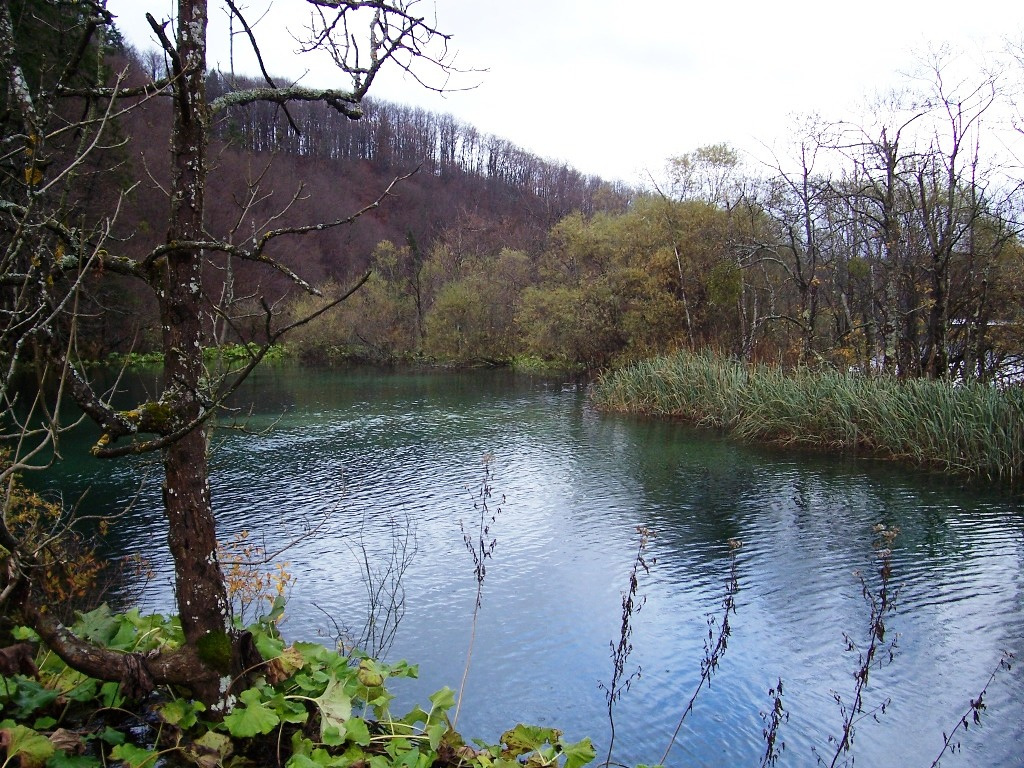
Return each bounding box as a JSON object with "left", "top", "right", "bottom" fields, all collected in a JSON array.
[{"left": 50, "top": 366, "right": 1024, "bottom": 767}]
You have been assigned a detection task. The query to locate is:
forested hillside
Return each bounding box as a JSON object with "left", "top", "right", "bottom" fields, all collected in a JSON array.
[
  {"left": 84, "top": 49, "right": 634, "bottom": 357},
  {"left": 84, "top": 46, "right": 1024, "bottom": 380}
]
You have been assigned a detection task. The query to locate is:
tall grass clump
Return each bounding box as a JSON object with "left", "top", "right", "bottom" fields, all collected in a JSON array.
[
  {"left": 593, "top": 351, "right": 1024, "bottom": 486},
  {"left": 592, "top": 351, "right": 748, "bottom": 429}
]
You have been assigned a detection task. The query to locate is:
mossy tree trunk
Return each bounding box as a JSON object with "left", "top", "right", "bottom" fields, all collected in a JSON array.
[{"left": 158, "top": 0, "right": 235, "bottom": 704}]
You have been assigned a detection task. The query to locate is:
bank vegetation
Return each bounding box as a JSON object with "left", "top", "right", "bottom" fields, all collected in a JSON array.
[{"left": 593, "top": 351, "right": 1024, "bottom": 486}]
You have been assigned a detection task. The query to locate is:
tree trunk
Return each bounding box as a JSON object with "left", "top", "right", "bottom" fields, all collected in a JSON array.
[
  {"left": 924, "top": 252, "right": 950, "bottom": 378},
  {"left": 157, "top": 0, "right": 236, "bottom": 706}
]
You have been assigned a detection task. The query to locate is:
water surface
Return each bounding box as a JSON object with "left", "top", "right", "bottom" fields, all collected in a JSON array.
[{"left": 54, "top": 366, "right": 1024, "bottom": 767}]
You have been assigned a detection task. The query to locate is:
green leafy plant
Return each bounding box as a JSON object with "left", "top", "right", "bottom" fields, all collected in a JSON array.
[
  {"left": 103, "top": 350, "right": 165, "bottom": 368},
  {"left": 1, "top": 600, "right": 597, "bottom": 768}
]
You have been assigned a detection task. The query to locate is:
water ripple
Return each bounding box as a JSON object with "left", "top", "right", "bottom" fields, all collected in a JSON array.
[{"left": 53, "top": 368, "right": 1024, "bottom": 767}]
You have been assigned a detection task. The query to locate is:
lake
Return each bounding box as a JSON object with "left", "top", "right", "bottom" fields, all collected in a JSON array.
[{"left": 52, "top": 365, "right": 1024, "bottom": 767}]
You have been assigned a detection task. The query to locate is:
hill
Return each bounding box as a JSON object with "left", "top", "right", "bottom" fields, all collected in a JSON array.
[{"left": 87, "top": 54, "right": 633, "bottom": 358}]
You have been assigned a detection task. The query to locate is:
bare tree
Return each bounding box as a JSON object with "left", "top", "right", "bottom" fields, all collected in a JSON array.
[{"left": 1, "top": 0, "right": 454, "bottom": 709}]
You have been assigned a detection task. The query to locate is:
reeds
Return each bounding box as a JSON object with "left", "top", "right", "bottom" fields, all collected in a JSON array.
[{"left": 593, "top": 351, "right": 1024, "bottom": 487}]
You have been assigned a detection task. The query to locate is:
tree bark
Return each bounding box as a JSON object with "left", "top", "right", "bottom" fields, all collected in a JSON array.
[{"left": 156, "top": 0, "right": 235, "bottom": 706}]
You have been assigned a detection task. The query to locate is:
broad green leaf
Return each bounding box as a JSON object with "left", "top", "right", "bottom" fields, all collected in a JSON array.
[
  {"left": 266, "top": 692, "right": 309, "bottom": 725},
  {"left": 253, "top": 631, "right": 285, "bottom": 662},
  {"left": 99, "top": 681, "right": 123, "bottom": 708},
  {"left": 158, "top": 698, "right": 205, "bottom": 728},
  {"left": 471, "top": 738, "right": 503, "bottom": 757},
  {"left": 46, "top": 753, "right": 102, "bottom": 768},
  {"left": 427, "top": 721, "right": 447, "bottom": 751},
  {"left": 293, "top": 642, "right": 330, "bottom": 666},
  {"left": 37, "top": 651, "right": 69, "bottom": 677},
  {"left": 314, "top": 675, "right": 352, "bottom": 740},
  {"left": 13, "top": 677, "right": 59, "bottom": 716},
  {"left": 391, "top": 745, "right": 423, "bottom": 768},
  {"left": 500, "top": 724, "right": 560, "bottom": 756},
  {"left": 344, "top": 716, "right": 371, "bottom": 747},
  {"left": 427, "top": 686, "right": 455, "bottom": 715},
  {"left": 0, "top": 723, "right": 54, "bottom": 767},
  {"left": 72, "top": 604, "right": 119, "bottom": 645},
  {"left": 98, "top": 725, "right": 126, "bottom": 745},
  {"left": 124, "top": 611, "right": 182, "bottom": 650},
  {"left": 321, "top": 651, "right": 354, "bottom": 678},
  {"left": 384, "top": 736, "right": 413, "bottom": 759},
  {"left": 320, "top": 724, "right": 346, "bottom": 747},
  {"left": 389, "top": 660, "right": 418, "bottom": 679},
  {"left": 223, "top": 688, "right": 281, "bottom": 737},
  {"left": 287, "top": 746, "right": 347, "bottom": 767},
  {"left": 56, "top": 672, "right": 99, "bottom": 703},
  {"left": 285, "top": 755, "right": 324, "bottom": 768},
  {"left": 108, "top": 616, "right": 144, "bottom": 651},
  {"left": 364, "top": 688, "right": 394, "bottom": 713},
  {"left": 0, "top": 674, "right": 18, "bottom": 703},
  {"left": 400, "top": 706, "right": 430, "bottom": 727},
  {"left": 526, "top": 744, "right": 559, "bottom": 766},
  {"left": 109, "top": 742, "right": 158, "bottom": 768},
  {"left": 259, "top": 594, "right": 288, "bottom": 625},
  {"left": 11, "top": 626, "right": 40, "bottom": 642},
  {"left": 559, "top": 736, "right": 597, "bottom": 768},
  {"left": 290, "top": 730, "right": 316, "bottom": 759}
]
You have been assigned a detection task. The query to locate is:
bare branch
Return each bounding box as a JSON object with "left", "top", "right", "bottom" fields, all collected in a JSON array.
[
  {"left": 224, "top": 0, "right": 302, "bottom": 133},
  {"left": 210, "top": 84, "right": 364, "bottom": 118},
  {"left": 253, "top": 167, "right": 419, "bottom": 258}
]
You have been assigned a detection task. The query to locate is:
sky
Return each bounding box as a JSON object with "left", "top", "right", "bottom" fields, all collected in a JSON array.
[{"left": 107, "top": 0, "right": 1022, "bottom": 185}]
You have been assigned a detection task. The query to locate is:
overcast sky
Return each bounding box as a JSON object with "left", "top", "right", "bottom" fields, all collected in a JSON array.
[{"left": 108, "top": 0, "right": 1021, "bottom": 185}]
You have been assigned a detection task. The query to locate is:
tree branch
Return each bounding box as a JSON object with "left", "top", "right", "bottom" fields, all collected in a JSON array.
[
  {"left": 209, "top": 84, "right": 364, "bottom": 118},
  {"left": 223, "top": 0, "right": 301, "bottom": 134}
]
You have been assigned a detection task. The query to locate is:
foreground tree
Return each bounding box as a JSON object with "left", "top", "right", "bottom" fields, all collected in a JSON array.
[{"left": 1, "top": 0, "right": 453, "bottom": 708}]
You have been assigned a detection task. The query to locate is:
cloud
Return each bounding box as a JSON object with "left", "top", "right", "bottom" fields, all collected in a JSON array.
[{"left": 108, "top": 0, "right": 1022, "bottom": 184}]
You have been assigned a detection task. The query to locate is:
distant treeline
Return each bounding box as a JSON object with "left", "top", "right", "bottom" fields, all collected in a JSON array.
[
  {"left": 207, "top": 71, "right": 629, "bottom": 216},
  {"left": 93, "top": 48, "right": 1024, "bottom": 383}
]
